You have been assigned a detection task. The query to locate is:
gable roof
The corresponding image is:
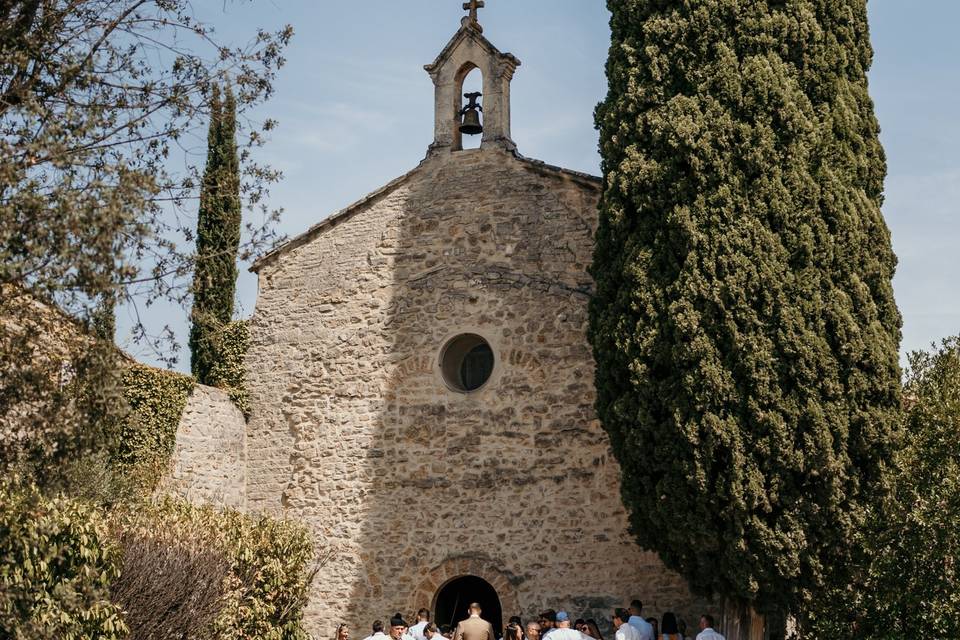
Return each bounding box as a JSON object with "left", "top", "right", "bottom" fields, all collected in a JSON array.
[
  {"left": 249, "top": 151, "right": 602, "bottom": 274},
  {"left": 423, "top": 21, "right": 520, "bottom": 78}
]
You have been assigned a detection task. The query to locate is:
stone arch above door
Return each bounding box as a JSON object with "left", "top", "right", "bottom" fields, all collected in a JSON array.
[{"left": 412, "top": 556, "right": 520, "bottom": 619}]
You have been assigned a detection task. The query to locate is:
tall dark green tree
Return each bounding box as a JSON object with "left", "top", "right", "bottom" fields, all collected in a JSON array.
[
  {"left": 590, "top": 0, "right": 902, "bottom": 618},
  {"left": 190, "top": 84, "right": 241, "bottom": 385}
]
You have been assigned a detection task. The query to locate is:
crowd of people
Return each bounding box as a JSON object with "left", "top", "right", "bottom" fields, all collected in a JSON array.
[{"left": 335, "top": 600, "right": 725, "bottom": 640}]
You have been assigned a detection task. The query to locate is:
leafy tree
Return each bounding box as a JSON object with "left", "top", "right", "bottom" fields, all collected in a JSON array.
[
  {"left": 0, "top": 0, "right": 290, "bottom": 487},
  {"left": 190, "top": 84, "right": 241, "bottom": 385},
  {"left": 808, "top": 338, "right": 960, "bottom": 638},
  {"left": 590, "top": 0, "right": 902, "bottom": 619}
]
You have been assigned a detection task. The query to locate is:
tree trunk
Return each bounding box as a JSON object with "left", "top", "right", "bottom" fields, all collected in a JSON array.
[{"left": 720, "top": 600, "right": 766, "bottom": 640}]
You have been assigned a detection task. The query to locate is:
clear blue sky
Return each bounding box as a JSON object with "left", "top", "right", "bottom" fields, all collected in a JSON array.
[{"left": 119, "top": 1, "right": 960, "bottom": 372}]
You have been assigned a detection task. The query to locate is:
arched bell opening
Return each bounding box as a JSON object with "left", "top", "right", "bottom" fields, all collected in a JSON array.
[
  {"left": 454, "top": 63, "right": 483, "bottom": 151},
  {"left": 433, "top": 575, "right": 503, "bottom": 638}
]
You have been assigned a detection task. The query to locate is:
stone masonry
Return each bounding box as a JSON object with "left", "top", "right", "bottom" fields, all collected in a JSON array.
[
  {"left": 163, "top": 384, "right": 246, "bottom": 510},
  {"left": 239, "top": 13, "right": 702, "bottom": 640}
]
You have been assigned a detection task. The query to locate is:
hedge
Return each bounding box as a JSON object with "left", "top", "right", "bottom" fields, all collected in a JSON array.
[
  {"left": 0, "top": 483, "right": 127, "bottom": 639},
  {"left": 0, "top": 487, "right": 317, "bottom": 639}
]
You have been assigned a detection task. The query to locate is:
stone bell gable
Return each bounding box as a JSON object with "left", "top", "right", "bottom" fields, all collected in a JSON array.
[
  {"left": 424, "top": 16, "right": 519, "bottom": 152},
  {"left": 244, "top": 6, "right": 701, "bottom": 637}
]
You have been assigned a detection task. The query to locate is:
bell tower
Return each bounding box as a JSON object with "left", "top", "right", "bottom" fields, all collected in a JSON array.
[{"left": 424, "top": 2, "right": 521, "bottom": 153}]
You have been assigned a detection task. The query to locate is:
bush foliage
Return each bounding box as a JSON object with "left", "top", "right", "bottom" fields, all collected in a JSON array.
[
  {"left": 112, "top": 499, "right": 317, "bottom": 640},
  {"left": 807, "top": 338, "right": 960, "bottom": 637},
  {"left": 0, "top": 486, "right": 317, "bottom": 640},
  {"left": 111, "top": 502, "right": 231, "bottom": 640},
  {"left": 590, "top": 0, "right": 902, "bottom": 614},
  {"left": 213, "top": 507, "right": 317, "bottom": 639},
  {"left": 0, "top": 483, "right": 127, "bottom": 639}
]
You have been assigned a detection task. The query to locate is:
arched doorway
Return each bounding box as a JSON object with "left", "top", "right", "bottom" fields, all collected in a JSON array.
[{"left": 434, "top": 575, "right": 503, "bottom": 639}]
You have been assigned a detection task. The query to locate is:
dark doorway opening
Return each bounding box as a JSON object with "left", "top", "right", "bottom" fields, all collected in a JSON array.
[{"left": 434, "top": 575, "right": 503, "bottom": 639}]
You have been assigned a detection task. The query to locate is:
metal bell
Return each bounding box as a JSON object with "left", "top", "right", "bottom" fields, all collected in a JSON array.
[
  {"left": 459, "top": 91, "right": 483, "bottom": 136},
  {"left": 460, "top": 109, "right": 483, "bottom": 135}
]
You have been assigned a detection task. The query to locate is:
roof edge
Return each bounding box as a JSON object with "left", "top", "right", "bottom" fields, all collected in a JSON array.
[
  {"left": 511, "top": 150, "right": 603, "bottom": 189},
  {"left": 424, "top": 22, "right": 520, "bottom": 77},
  {"left": 249, "top": 151, "right": 602, "bottom": 274},
  {"left": 249, "top": 161, "right": 426, "bottom": 273}
]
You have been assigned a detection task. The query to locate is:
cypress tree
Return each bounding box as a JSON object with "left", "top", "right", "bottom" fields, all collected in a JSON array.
[
  {"left": 189, "top": 84, "right": 241, "bottom": 384},
  {"left": 590, "top": 0, "right": 902, "bottom": 617}
]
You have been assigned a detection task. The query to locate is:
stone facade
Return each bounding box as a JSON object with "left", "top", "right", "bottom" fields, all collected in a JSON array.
[
  {"left": 163, "top": 384, "right": 247, "bottom": 510},
  {"left": 242, "top": 14, "right": 702, "bottom": 640}
]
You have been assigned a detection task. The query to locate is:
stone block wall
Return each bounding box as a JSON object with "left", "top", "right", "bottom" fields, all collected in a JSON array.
[
  {"left": 247, "top": 147, "right": 704, "bottom": 638},
  {"left": 162, "top": 384, "right": 246, "bottom": 510}
]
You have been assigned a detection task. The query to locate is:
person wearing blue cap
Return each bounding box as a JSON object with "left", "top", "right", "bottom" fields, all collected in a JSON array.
[{"left": 543, "top": 611, "right": 592, "bottom": 640}]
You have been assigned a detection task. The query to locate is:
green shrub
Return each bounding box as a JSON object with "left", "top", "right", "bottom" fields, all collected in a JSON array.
[
  {"left": 117, "top": 363, "right": 195, "bottom": 492},
  {"left": 206, "top": 320, "right": 250, "bottom": 418},
  {"left": 214, "top": 508, "right": 316, "bottom": 639},
  {"left": 116, "top": 498, "right": 317, "bottom": 640},
  {"left": 0, "top": 482, "right": 127, "bottom": 639},
  {"left": 110, "top": 502, "right": 231, "bottom": 639},
  {"left": 807, "top": 338, "right": 960, "bottom": 637}
]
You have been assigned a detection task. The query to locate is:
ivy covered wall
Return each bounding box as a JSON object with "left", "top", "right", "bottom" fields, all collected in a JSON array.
[{"left": 117, "top": 363, "right": 196, "bottom": 492}]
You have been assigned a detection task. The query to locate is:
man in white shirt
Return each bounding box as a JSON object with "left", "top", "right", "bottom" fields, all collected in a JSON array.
[
  {"left": 363, "top": 621, "right": 390, "bottom": 640},
  {"left": 409, "top": 609, "right": 432, "bottom": 640},
  {"left": 613, "top": 609, "right": 640, "bottom": 640},
  {"left": 695, "top": 615, "right": 725, "bottom": 640},
  {"left": 539, "top": 611, "right": 591, "bottom": 640},
  {"left": 626, "top": 600, "right": 654, "bottom": 640}
]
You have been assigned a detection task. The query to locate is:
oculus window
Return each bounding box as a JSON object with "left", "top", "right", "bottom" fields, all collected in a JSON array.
[{"left": 441, "top": 334, "right": 494, "bottom": 392}]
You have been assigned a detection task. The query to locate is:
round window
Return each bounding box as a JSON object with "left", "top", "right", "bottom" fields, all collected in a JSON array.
[{"left": 440, "top": 334, "right": 495, "bottom": 392}]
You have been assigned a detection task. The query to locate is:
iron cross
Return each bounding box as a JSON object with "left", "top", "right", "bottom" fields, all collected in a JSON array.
[{"left": 463, "top": 0, "right": 485, "bottom": 23}]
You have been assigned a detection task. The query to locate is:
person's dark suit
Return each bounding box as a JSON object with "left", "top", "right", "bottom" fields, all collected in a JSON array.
[{"left": 453, "top": 616, "right": 495, "bottom": 640}]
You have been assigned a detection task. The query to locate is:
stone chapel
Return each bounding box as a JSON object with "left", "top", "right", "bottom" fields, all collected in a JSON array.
[{"left": 242, "top": 6, "right": 700, "bottom": 637}]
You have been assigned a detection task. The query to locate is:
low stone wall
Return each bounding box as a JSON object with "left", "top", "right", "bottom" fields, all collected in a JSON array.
[{"left": 162, "top": 384, "right": 246, "bottom": 509}]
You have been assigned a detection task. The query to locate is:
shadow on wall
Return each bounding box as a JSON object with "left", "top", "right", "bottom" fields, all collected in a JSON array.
[{"left": 261, "top": 143, "right": 700, "bottom": 639}]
